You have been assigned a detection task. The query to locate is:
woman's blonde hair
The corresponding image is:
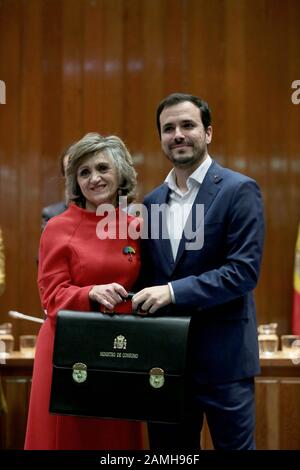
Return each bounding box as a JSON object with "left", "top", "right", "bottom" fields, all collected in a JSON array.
[{"left": 66, "top": 133, "right": 137, "bottom": 207}]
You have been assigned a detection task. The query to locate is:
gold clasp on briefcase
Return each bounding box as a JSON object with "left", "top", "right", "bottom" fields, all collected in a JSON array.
[
  {"left": 72, "top": 362, "right": 87, "bottom": 383},
  {"left": 149, "top": 367, "right": 164, "bottom": 389}
]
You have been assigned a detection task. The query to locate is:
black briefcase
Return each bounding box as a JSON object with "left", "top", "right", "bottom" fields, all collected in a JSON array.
[{"left": 49, "top": 310, "right": 191, "bottom": 423}]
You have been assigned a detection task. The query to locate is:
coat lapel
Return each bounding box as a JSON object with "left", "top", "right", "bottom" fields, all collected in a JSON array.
[
  {"left": 149, "top": 184, "right": 175, "bottom": 272},
  {"left": 174, "top": 161, "right": 223, "bottom": 268}
]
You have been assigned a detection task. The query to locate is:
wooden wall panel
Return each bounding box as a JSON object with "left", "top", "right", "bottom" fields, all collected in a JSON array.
[
  {"left": 123, "top": 0, "right": 146, "bottom": 198},
  {"left": 140, "top": 0, "right": 166, "bottom": 194},
  {"left": 82, "top": 0, "right": 105, "bottom": 135},
  {"left": 62, "top": 0, "right": 83, "bottom": 144},
  {"left": 255, "top": 377, "right": 300, "bottom": 450},
  {"left": 0, "top": 0, "right": 300, "bottom": 347},
  {"left": 0, "top": 0, "right": 27, "bottom": 340},
  {"left": 279, "top": 379, "right": 300, "bottom": 449},
  {"left": 17, "top": 0, "right": 43, "bottom": 341},
  {"left": 255, "top": 378, "right": 280, "bottom": 449},
  {"left": 161, "top": 0, "right": 186, "bottom": 94},
  {"left": 2, "top": 377, "right": 31, "bottom": 449},
  {"left": 41, "top": 0, "right": 64, "bottom": 208},
  {"left": 253, "top": 0, "right": 300, "bottom": 335}
]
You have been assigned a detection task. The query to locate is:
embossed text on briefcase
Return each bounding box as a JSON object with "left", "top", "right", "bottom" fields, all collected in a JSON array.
[{"left": 49, "top": 310, "right": 191, "bottom": 423}]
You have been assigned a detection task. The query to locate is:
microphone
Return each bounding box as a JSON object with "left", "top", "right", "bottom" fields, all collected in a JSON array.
[{"left": 8, "top": 310, "right": 44, "bottom": 324}]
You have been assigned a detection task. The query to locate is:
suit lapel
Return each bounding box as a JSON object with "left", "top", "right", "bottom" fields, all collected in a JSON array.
[
  {"left": 149, "top": 184, "right": 175, "bottom": 273},
  {"left": 174, "top": 161, "right": 223, "bottom": 268}
]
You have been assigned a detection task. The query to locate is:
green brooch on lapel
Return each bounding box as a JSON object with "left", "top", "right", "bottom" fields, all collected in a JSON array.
[{"left": 123, "top": 246, "right": 136, "bottom": 262}]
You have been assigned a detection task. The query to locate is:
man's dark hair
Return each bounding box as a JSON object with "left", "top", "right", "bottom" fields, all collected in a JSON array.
[
  {"left": 60, "top": 145, "right": 72, "bottom": 177},
  {"left": 156, "top": 93, "right": 211, "bottom": 138}
]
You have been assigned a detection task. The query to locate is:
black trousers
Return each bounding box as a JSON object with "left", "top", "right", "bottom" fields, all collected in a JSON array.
[{"left": 148, "top": 377, "right": 255, "bottom": 450}]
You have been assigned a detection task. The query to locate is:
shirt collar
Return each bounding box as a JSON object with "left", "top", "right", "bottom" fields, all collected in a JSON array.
[{"left": 165, "top": 155, "right": 212, "bottom": 191}]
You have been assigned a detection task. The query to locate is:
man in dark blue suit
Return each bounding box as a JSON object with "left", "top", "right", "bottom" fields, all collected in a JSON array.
[{"left": 132, "top": 93, "right": 265, "bottom": 449}]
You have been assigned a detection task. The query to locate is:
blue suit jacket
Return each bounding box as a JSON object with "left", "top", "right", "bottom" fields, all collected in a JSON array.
[
  {"left": 41, "top": 201, "right": 67, "bottom": 231},
  {"left": 140, "top": 160, "right": 265, "bottom": 383}
]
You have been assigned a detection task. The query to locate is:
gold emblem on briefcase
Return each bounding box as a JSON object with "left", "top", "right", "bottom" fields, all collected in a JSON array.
[
  {"left": 149, "top": 367, "right": 165, "bottom": 389},
  {"left": 72, "top": 362, "right": 87, "bottom": 383},
  {"left": 113, "top": 335, "right": 127, "bottom": 350}
]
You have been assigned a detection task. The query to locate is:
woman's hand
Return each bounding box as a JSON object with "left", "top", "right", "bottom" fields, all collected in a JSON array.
[{"left": 89, "top": 283, "right": 128, "bottom": 311}]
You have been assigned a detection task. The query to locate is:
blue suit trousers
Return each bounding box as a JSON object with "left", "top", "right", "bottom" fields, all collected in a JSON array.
[{"left": 148, "top": 378, "right": 255, "bottom": 450}]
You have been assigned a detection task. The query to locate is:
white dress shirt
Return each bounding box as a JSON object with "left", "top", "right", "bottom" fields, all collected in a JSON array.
[{"left": 164, "top": 155, "right": 212, "bottom": 301}]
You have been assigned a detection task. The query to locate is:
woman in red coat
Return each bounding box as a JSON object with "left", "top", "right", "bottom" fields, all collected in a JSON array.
[{"left": 25, "top": 133, "right": 143, "bottom": 450}]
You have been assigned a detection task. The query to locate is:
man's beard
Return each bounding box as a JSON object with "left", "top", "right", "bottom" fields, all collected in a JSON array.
[{"left": 167, "top": 146, "right": 206, "bottom": 169}]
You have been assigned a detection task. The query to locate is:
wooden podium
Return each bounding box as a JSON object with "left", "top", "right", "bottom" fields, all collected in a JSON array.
[
  {"left": 201, "top": 352, "right": 300, "bottom": 449},
  {"left": 1, "top": 352, "right": 300, "bottom": 449}
]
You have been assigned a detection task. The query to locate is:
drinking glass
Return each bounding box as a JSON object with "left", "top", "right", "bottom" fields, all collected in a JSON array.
[{"left": 20, "top": 335, "right": 36, "bottom": 357}]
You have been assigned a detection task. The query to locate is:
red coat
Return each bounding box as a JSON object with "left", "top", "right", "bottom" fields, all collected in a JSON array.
[{"left": 25, "top": 204, "right": 143, "bottom": 449}]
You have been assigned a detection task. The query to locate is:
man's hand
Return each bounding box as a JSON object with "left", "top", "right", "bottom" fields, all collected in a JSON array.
[{"left": 132, "top": 285, "right": 171, "bottom": 314}]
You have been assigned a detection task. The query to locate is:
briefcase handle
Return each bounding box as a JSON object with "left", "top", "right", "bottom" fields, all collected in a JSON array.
[
  {"left": 94, "top": 292, "right": 144, "bottom": 315},
  {"left": 124, "top": 292, "right": 151, "bottom": 315}
]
